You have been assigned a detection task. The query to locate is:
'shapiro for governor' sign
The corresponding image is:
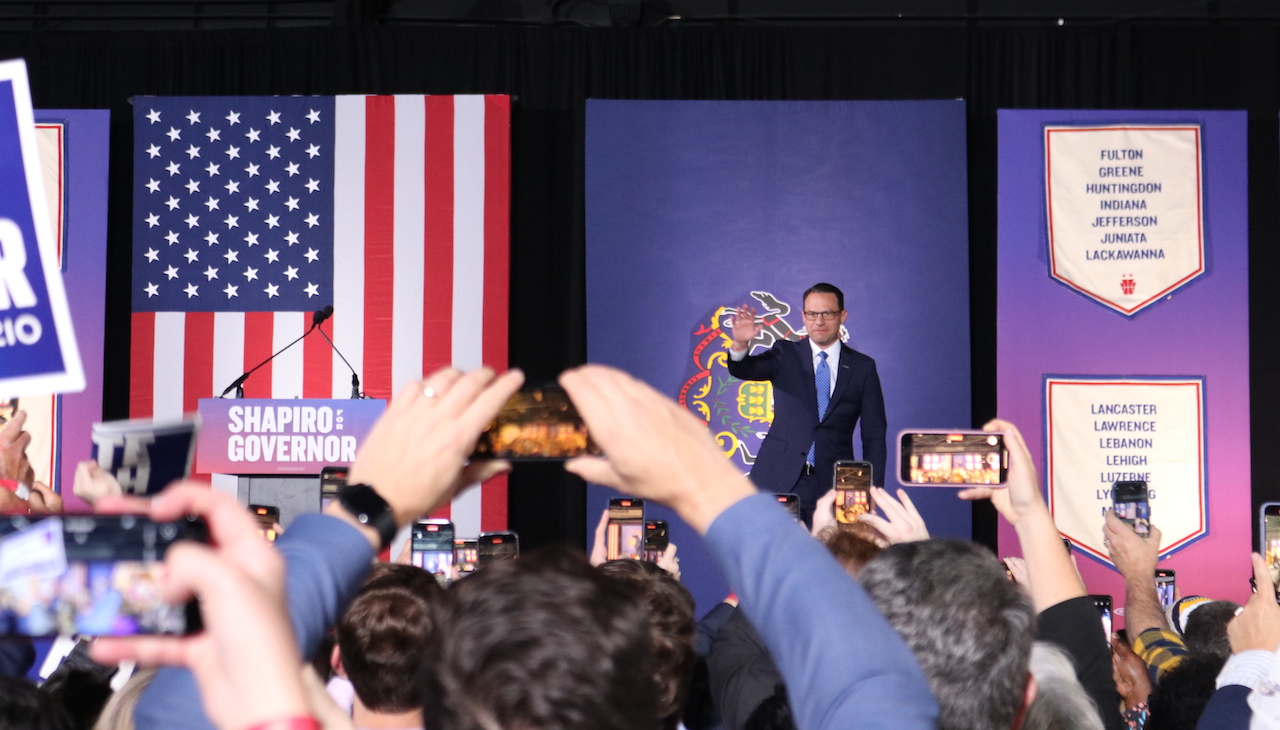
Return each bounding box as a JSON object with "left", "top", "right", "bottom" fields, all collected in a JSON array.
[
  {"left": 195, "top": 398, "right": 385, "bottom": 475},
  {"left": 0, "top": 59, "right": 83, "bottom": 395},
  {"left": 1045, "top": 125, "right": 1204, "bottom": 316},
  {"left": 1046, "top": 377, "right": 1206, "bottom": 564}
]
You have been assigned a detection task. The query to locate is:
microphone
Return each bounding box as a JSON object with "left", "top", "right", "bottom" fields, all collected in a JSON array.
[
  {"left": 319, "top": 325, "right": 363, "bottom": 399},
  {"left": 218, "top": 306, "right": 329, "bottom": 398}
]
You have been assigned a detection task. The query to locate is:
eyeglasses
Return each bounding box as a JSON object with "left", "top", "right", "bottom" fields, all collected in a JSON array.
[{"left": 802, "top": 310, "right": 841, "bottom": 321}]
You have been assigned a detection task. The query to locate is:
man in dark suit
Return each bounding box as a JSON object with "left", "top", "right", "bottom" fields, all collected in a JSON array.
[{"left": 726, "top": 283, "right": 886, "bottom": 526}]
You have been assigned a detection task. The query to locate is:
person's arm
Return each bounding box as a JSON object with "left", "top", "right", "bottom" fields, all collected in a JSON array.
[
  {"left": 859, "top": 364, "right": 887, "bottom": 487},
  {"left": 1037, "top": 597, "right": 1125, "bottom": 730},
  {"left": 725, "top": 304, "right": 783, "bottom": 381},
  {"left": 1102, "top": 511, "right": 1168, "bottom": 637},
  {"left": 706, "top": 610, "right": 783, "bottom": 730},
  {"left": 562, "top": 365, "right": 937, "bottom": 730}
]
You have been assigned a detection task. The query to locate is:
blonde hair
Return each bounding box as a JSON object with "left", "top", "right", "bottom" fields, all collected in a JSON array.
[{"left": 92, "top": 667, "right": 158, "bottom": 730}]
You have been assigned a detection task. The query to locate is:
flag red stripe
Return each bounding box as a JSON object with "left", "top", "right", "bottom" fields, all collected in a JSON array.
[
  {"left": 130, "top": 312, "right": 156, "bottom": 418},
  {"left": 183, "top": 312, "right": 215, "bottom": 414},
  {"left": 304, "top": 320, "right": 333, "bottom": 398},
  {"left": 422, "top": 95, "right": 454, "bottom": 376},
  {"left": 242, "top": 312, "right": 275, "bottom": 399},
  {"left": 480, "top": 95, "right": 512, "bottom": 531},
  {"left": 363, "top": 96, "right": 397, "bottom": 400}
]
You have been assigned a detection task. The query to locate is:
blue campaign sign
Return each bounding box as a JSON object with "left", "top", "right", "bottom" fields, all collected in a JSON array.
[{"left": 0, "top": 60, "right": 83, "bottom": 396}]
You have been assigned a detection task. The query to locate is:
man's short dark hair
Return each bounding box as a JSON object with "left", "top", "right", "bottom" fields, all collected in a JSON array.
[
  {"left": 597, "top": 559, "right": 697, "bottom": 730},
  {"left": 802, "top": 283, "right": 844, "bottom": 312},
  {"left": 0, "top": 676, "right": 74, "bottom": 730},
  {"left": 1181, "top": 600, "right": 1240, "bottom": 661},
  {"left": 858, "top": 539, "right": 1035, "bottom": 730},
  {"left": 337, "top": 563, "right": 447, "bottom": 713},
  {"left": 420, "top": 546, "right": 658, "bottom": 730},
  {"left": 1145, "top": 653, "right": 1226, "bottom": 730}
]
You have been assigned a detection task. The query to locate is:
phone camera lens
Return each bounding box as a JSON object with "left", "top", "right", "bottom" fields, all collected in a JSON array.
[{"left": 121, "top": 515, "right": 136, "bottom": 530}]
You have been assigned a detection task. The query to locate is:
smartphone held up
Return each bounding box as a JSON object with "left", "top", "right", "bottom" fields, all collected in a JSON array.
[
  {"left": 899, "top": 431, "right": 1008, "bottom": 487},
  {"left": 471, "top": 385, "right": 599, "bottom": 460},
  {"left": 833, "top": 460, "right": 873, "bottom": 524},
  {"left": 1112, "top": 480, "right": 1151, "bottom": 537}
]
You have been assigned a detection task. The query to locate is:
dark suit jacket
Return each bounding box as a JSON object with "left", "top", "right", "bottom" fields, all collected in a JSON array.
[{"left": 726, "top": 338, "right": 887, "bottom": 490}]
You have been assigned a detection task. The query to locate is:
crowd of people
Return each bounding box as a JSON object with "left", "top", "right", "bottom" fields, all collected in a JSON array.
[{"left": 0, "top": 365, "right": 1272, "bottom": 730}]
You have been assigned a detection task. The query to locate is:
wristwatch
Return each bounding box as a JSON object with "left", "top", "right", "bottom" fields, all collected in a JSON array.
[{"left": 336, "top": 483, "right": 398, "bottom": 549}]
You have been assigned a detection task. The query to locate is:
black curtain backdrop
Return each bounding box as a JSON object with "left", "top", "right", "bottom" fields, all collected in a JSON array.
[{"left": 1, "top": 22, "right": 1277, "bottom": 552}]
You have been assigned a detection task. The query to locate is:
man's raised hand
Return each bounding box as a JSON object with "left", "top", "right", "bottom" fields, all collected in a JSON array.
[{"left": 731, "top": 304, "right": 762, "bottom": 350}]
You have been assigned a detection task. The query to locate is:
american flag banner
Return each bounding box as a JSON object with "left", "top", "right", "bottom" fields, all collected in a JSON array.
[{"left": 131, "top": 95, "right": 511, "bottom": 535}]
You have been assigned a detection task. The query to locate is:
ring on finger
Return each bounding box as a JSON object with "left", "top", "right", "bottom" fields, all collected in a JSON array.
[{"left": 423, "top": 386, "right": 437, "bottom": 398}]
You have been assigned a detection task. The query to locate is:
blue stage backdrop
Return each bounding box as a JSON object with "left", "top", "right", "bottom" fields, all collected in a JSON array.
[{"left": 586, "top": 100, "right": 971, "bottom": 615}]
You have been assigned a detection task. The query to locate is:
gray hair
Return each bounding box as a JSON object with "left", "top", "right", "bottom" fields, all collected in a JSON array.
[
  {"left": 1022, "top": 643, "right": 1105, "bottom": 730},
  {"left": 858, "top": 539, "right": 1036, "bottom": 730}
]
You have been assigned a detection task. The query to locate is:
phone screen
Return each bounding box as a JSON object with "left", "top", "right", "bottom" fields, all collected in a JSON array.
[
  {"left": 834, "top": 461, "right": 873, "bottom": 524},
  {"left": 454, "top": 539, "right": 478, "bottom": 576},
  {"left": 644, "top": 520, "right": 669, "bottom": 563},
  {"left": 1156, "top": 570, "right": 1176, "bottom": 610},
  {"left": 0, "top": 398, "right": 17, "bottom": 427},
  {"left": 900, "top": 432, "right": 1008, "bottom": 486},
  {"left": 1091, "top": 595, "right": 1113, "bottom": 645},
  {"left": 1263, "top": 505, "right": 1280, "bottom": 589},
  {"left": 320, "top": 466, "right": 348, "bottom": 510},
  {"left": 607, "top": 499, "right": 645, "bottom": 560},
  {"left": 472, "top": 386, "right": 600, "bottom": 460},
  {"left": 478, "top": 533, "right": 519, "bottom": 565},
  {"left": 0, "top": 514, "right": 205, "bottom": 637},
  {"left": 774, "top": 494, "right": 800, "bottom": 521},
  {"left": 412, "top": 520, "right": 455, "bottom": 586},
  {"left": 249, "top": 505, "right": 280, "bottom": 542},
  {"left": 1113, "top": 481, "right": 1150, "bottom": 537}
]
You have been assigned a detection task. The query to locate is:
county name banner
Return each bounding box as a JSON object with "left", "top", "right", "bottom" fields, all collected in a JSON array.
[
  {"left": 131, "top": 95, "right": 511, "bottom": 535},
  {"left": 998, "top": 109, "right": 1249, "bottom": 607},
  {"left": 0, "top": 60, "right": 84, "bottom": 397},
  {"left": 1046, "top": 377, "right": 1206, "bottom": 563},
  {"left": 1045, "top": 125, "right": 1204, "bottom": 316}
]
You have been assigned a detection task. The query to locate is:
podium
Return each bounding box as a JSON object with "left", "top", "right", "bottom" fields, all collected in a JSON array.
[{"left": 196, "top": 398, "right": 386, "bottom": 527}]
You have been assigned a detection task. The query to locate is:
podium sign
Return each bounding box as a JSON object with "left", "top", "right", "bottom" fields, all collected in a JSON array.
[{"left": 196, "top": 398, "right": 385, "bottom": 475}]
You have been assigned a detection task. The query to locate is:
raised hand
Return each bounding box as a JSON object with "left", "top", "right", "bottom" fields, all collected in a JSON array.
[
  {"left": 957, "top": 419, "right": 1044, "bottom": 527},
  {"left": 858, "top": 487, "right": 929, "bottom": 544},
  {"left": 0, "top": 410, "right": 32, "bottom": 484},
  {"left": 730, "top": 304, "right": 762, "bottom": 350},
  {"left": 1229, "top": 553, "right": 1280, "bottom": 654}
]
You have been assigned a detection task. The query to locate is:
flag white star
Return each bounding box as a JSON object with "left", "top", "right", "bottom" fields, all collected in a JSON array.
[
  {"left": 185, "top": 213, "right": 200, "bottom": 228},
  {"left": 144, "top": 248, "right": 160, "bottom": 263},
  {"left": 246, "top": 128, "right": 261, "bottom": 143},
  {"left": 284, "top": 197, "right": 299, "bottom": 211},
  {"left": 243, "top": 266, "right": 259, "bottom": 281},
  {"left": 164, "top": 265, "right": 180, "bottom": 280},
  {"left": 226, "top": 111, "right": 241, "bottom": 125},
  {"left": 166, "top": 127, "right": 181, "bottom": 142},
  {"left": 244, "top": 197, "right": 260, "bottom": 212},
  {"left": 205, "top": 128, "right": 221, "bottom": 142},
  {"left": 244, "top": 232, "right": 260, "bottom": 246},
  {"left": 305, "top": 178, "right": 320, "bottom": 193},
  {"left": 165, "top": 230, "right": 180, "bottom": 245},
  {"left": 224, "top": 283, "right": 239, "bottom": 298},
  {"left": 166, "top": 161, "right": 181, "bottom": 176},
  {"left": 204, "top": 197, "right": 220, "bottom": 211},
  {"left": 145, "top": 213, "right": 160, "bottom": 228},
  {"left": 304, "top": 282, "right": 320, "bottom": 297},
  {"left": 306, "top": 109, "right": 321, "bottom": 124},
  {"left": 146, "top": 178, "right": 161, "bottom": 193},
  {"left": 185, "top": 179, "right": 200, "bottom": 194},
  {"left": 184, "top": 282, "right": 199, "bottom": 298},
  {"left": 184, "top": 248, "right": 199, "bottom": 263},
  {"left": 267, "top": 110, "right": 282, "bottom": 125},
  {"left": 265, "top": 180, "right": 280, "bottom": 194},
  {"left": 146, "top": 109, "right": 162, "bottom": 124},
  {"left": 145, "top": 282, "right": 160, "bottom": 297},
  {"left": 205, "top": 231, "right": 220, "bottom": 246},
  {"left": 146, "top": 144, "right": 161, "bottom": 159},
  {"left": 225, "top": 145, "right": 240, "bottom": 160},
  {"left": 265, "top": 145, "right": 281, "bottom": 160},
  {"left": 284, "top": 265, "right": 299, "bottom": 280},
  {"left": 285, "top": 161, "right": 300, "bottom": 177},
  {"left": 264, "top": 214, "right": 280, "bottom": 229},
  {"left": 284, "top": 231, "right": 299, "bottom": 246},
  {"left": 265, "top": 248, "right": 280, "bottom": 263},
  {"left": 305, "top": 213, "right": 320, "bottom": 228},
  {"left": 205, "top": 161, "right": 220, "bottom": 177},
  {"left": 245, "top": 162, "right": 260, "bottom": 177},
  {"left": 186, "top": 110, "right": 201, "bottom": 125},
  {"left": 286, "top": 128, "right": 301, "bottom": 142},
  {"left": 304, "top": 248, "right": 319, "bottom": 263},
  {"left": 305, "top": 144, "right": 321, "bottom": 159},
  {"left": 165, "top": 196, "right": 180, "bottom": 211},
  {"left": 203, "top": 266, "right": 219, "bottom": 280},
  {"left": 185, "top": 144, "right": 200, "bottom": 159},
  {"left": 224, "top": 214, "right": 239, "bottom": 229},
  {"left": 224, "top": 180, "right": 240, "bottom": 194},
  {"left": 264, "top": 282, "right": 280, "bottom": 298},
  {"left": 223, "top": 249, "right": 239, "bottom": 263}
]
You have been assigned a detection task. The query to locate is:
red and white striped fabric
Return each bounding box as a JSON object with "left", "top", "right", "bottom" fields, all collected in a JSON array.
[{"left": 129, "top": 95, "right": 511, "bottom": 537}]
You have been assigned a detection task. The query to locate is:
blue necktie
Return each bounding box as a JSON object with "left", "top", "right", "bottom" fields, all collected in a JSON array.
[{"left": 807, "top": 351, "right": 830, "bottom": 466}]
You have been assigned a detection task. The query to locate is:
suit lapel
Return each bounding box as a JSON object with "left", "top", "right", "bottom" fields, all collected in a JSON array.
[
  {"left": 823, "top": 343, "right": 854, "bottom": 422},
  {"left": 799, "top": 339, "right": 819, "bottom": 417}
]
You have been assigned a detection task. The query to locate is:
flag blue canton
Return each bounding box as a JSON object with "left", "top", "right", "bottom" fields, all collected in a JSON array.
[{"left": 132, "top": 96, "right": 336, "bottom": 312}]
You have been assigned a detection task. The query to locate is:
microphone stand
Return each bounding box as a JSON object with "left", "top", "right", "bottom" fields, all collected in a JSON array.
[{"left": 320, "top": 327, "right": 363, "bottom": 399}]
